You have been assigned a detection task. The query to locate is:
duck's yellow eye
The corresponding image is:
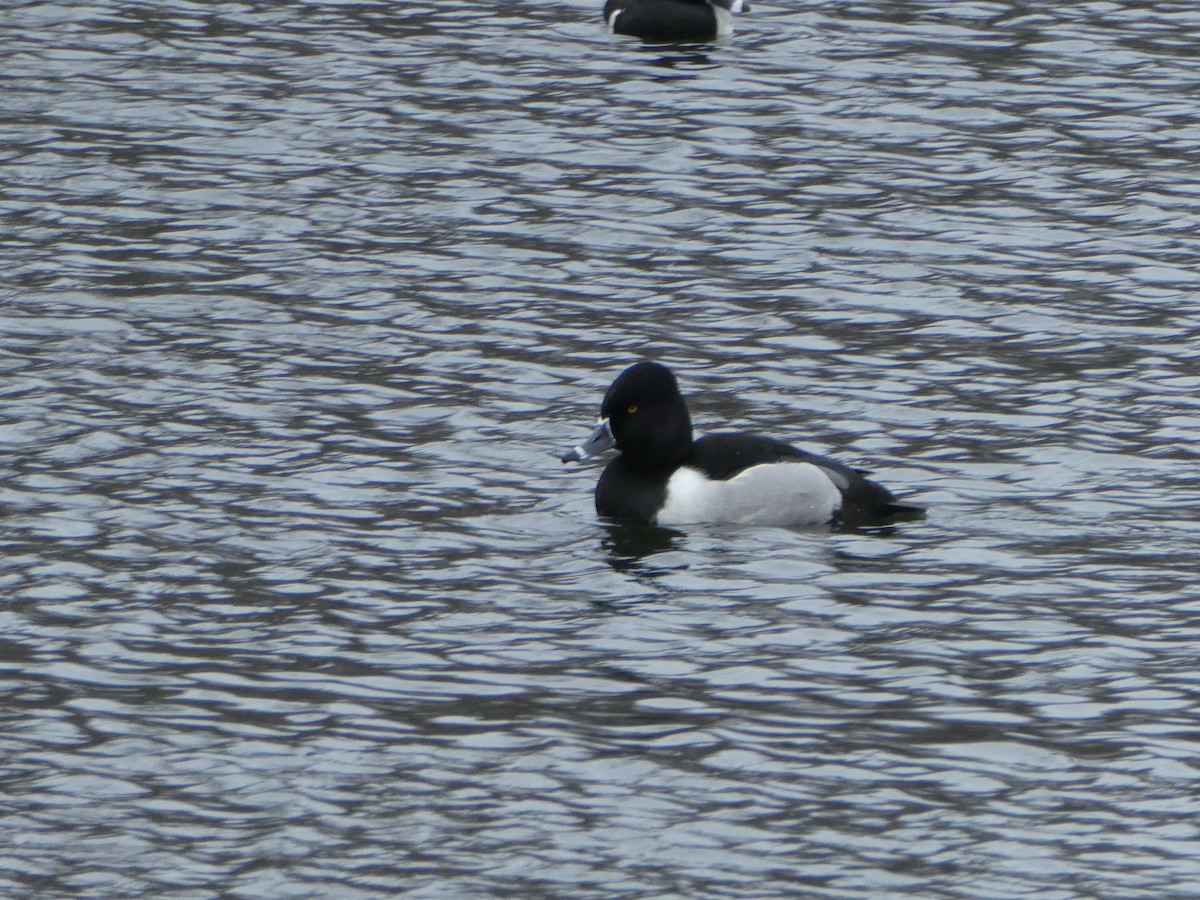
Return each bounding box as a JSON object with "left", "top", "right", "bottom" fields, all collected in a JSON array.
[{"left": 627, "top": 404, "right": 638, "bottom": 414}]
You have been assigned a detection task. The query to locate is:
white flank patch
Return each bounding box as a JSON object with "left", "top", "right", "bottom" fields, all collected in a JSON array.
[
  {"left": 607, "top": 9, "right": 622, "bottom": 29},
  {"left": 713, "top": 6, "right": 735, "bottom": 36},
  {"left": 656, "top": 462, "right": 841, "bottom": 527}
]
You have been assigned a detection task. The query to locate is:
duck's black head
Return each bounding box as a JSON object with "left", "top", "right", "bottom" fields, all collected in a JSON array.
[{"left": 600, "top": 361, "right": 693, "bottom": 468}]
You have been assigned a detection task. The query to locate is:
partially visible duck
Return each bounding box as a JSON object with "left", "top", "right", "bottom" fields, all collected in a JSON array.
[
  {"left": 603, "top": 0, "right": 749, "bottom": 43},
  {"left": 562, "top": 362, "right": 922, "bottom": 528}
]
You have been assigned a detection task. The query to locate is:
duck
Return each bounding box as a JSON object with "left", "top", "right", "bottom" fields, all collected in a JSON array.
[
  {"left": 561, "top": 361, "right": 922, "bottom": 528},
  {"left": 603, "top": 0, "right": 749, "bottom": 43}
]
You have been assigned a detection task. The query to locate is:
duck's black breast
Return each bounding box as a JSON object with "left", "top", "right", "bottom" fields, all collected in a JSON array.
[
  {"left": 605, "top": 0, "right": 718, "bottom": 42},
  {"left": 595, "top": 456, "right": 672, "bottom": 524}
]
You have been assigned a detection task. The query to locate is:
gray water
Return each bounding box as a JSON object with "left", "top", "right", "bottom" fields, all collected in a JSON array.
[{"left": 5, "top": 0, "right": 1200, "bottom": 896}]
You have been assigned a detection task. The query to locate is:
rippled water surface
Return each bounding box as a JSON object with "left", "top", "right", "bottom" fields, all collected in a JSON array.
[{"left": 6, "top": 0, "right": 1200, "bottom": 895}]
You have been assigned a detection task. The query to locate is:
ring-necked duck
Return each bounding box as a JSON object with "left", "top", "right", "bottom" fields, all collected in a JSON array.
[
  {"left": 604, "top": 0, "right": 749, "bottom": 43},
  {"left": 562, "top": 361, "right": 922, "bottom": 528}
]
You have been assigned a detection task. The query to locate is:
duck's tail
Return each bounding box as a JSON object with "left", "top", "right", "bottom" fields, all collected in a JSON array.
[{"left": 882, "top": 500, "right": 925, "bottom": 521}]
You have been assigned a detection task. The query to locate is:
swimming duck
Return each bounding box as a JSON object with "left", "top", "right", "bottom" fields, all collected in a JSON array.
[
  {"left": 603, "top": 0, "right": 749, "bottom": 43},
  {"left": 562, "top": 361, "right": 922, "bottom": 527}
]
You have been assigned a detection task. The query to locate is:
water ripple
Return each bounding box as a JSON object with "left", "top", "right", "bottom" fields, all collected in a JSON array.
[{"left": 5, "top": 0, "right": 1200, "bottom": 895}]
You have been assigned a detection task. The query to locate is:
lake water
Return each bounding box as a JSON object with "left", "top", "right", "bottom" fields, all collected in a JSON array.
[{"left": 6, "top": 0, "right": 1200, "bottom": 896}]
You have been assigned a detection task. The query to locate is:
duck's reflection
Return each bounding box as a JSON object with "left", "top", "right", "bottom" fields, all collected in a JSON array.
[
  {"left": 600, "top": 520, "right": 684, "bottom": 571},
  {"left": 642, "top": 47, "right": 717, "bottom": 73}
]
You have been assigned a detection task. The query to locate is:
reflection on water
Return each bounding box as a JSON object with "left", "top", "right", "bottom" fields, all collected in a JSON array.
[
  {"left": 5, "top": 0, "right": 1200, "bottom": 895},
  {"left": 641, "top": 48, "right": 721, "bottom": 72},
  {"left": 600, "top": 520, "right": 685, "bottom": 571}
]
